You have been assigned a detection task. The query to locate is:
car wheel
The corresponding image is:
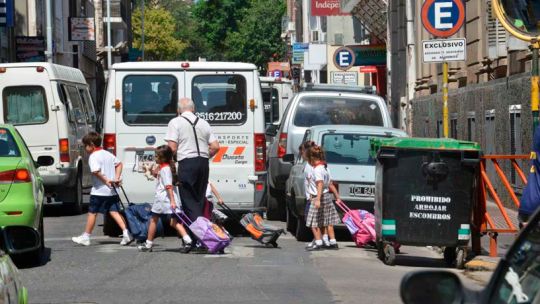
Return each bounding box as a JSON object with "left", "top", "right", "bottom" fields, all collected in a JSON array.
[
  {"left": 266, "top": 186, "right": 285, "bottom": 221},
  {"left": 66, "top": 173, "right": 83, "bottom": 215},
  {"left": 295, "top": 216, "right": 312, "bottom": 242},
  {"left": 286, "top": 202, "right": 297, "bottom": 233}
]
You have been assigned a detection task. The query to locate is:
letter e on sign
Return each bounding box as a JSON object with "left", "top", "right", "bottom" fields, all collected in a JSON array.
[
  {"left": 333, "top": 46, "right": 356, "bottom": 71},
  {"left": 421, "top": 0, "right": 465, "bottom": 38}
]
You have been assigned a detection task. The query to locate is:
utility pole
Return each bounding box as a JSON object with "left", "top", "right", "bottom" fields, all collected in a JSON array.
[
  {"left": 405, "top": 0, "right": 416, "bottom": 134},
  {"left": 106, "top": 0, "right": 112, "bottom": 70},
  {"left": 45, "top": 0, "right": 53, "bottom": 63},
  {"left": 532, "top": 42, "right": 539, "bottom": 131},
  {"left": 141, "top": 0, "right": 145, "bottom": 61},
  {"left": 442, "top": 62, "right": 449, "bottom": 138}
]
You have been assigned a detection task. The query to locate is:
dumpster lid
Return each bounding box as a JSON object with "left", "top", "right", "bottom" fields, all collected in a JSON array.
[{"left": 370, "top": 137, "right": 481, "bottom": 158}]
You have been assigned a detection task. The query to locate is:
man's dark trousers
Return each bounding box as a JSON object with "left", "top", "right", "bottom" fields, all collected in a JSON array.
[{"left": 177, "top": 157, "right": 209, "bottom": 222}]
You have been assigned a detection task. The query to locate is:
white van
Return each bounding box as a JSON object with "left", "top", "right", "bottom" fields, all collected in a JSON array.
[
  {"left": 102, "top": 61, "right": 267, "bottom": 212},
  {"left": 0, "top": 63, "right": 97, "bottom": 214},
  {"left": 260, "top": 77, "right": 293, "bottom": 128}
]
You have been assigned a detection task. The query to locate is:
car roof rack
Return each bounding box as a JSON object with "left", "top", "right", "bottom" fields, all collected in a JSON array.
[{"left": 300, "top": 83, "right": 377, "bottom": 94}]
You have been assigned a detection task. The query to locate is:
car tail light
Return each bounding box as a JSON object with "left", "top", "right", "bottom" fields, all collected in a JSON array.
[
  {"left": 255, "top": 182, "right": 264, "bottom": 192},
  {"left": 59, "top": 138, "right": 70, "bottom": 162},
  {"left": 104, "top": 133, "right": 116, "bottom": 155},
  {"left": 254, "top": 133, "right": 266, "bottom": 173},
  {"left": 0, "top": 169, "right": 31, "bottom": 183},
  {"left": 278, "top": 133, "right": 287, "bottom": 158}
]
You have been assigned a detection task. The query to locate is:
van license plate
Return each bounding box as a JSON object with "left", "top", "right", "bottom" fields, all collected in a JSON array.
[{"left": 348, "top": 185, "right": 375, "bottom": 197}]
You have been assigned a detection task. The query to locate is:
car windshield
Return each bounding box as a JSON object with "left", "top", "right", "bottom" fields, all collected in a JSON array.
[
  {"left": 3, "top": 86, "right": 48, "bottom": 125},
  {"left": 192, "top": 75, "right": 247, "bottom": 125},
  {"left": 491, "top": 217, "right": 540, "bottom": 304},
  {"left": 293, "top": 96, "right": 384, "bottom": 127},
  {"left": 0, "top": 128, "right": 21, "bottom": 157},
  {"left": 322, "top": 133, "right": 387, "bottom": 165},
  {"left": 122, "top": 75, "right": 178, "bottom": 125}
]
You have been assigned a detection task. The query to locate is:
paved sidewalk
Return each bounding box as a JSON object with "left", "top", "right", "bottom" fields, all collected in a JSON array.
[{"left": 464, "top": 201, "right": 520, "bottom": 283}]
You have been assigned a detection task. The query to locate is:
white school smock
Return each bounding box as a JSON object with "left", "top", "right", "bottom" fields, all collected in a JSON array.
[{"left": 152, "top": 164, "right": 181, "bottom": 214}]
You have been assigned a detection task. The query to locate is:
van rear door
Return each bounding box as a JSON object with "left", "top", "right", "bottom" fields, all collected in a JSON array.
[
  {"left": 186, "top": 71, "right": 256, "bottom": 208},
  {"left": 113, "top": 72, "right": 183, "bottom": 202},
  {"left": 0, "top": 67, "right": 59, "bottom": 162}
]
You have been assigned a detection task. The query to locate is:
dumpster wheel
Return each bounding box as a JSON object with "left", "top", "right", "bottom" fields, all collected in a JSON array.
[
  {"left": 382, "top": 243, "right": 396, "bottom": 266},
  {"left": 444, "top": 247, "right": 467, "bottom": 269}
]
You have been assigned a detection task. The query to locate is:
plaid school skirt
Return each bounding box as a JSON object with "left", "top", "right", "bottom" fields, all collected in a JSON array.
[{"left": 306, "top": 193, "right": 341, "bottom": 228}]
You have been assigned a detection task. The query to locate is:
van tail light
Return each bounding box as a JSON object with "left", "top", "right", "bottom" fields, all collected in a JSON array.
[
  {"left": 254, "top": 133, "right": 266, "bottom": 173},
  {"left": 278, "top": 133, "right": 287, "bottom": 158},
  {"left": 104, "top": 133, "right": 116, "bottom": 155},
  {"left": 0, "top": 169, "right": 31, "bottom": 184},
  {"left": 59, "top": 138, "right": 70, "bottom": 162},
  {"left": 255, "top": 182, "right": 264, "bottom": 192}
]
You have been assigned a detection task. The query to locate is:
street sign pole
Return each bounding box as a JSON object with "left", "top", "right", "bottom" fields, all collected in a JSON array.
[
  {"left": 443, "top": 61, "right": 449, "bottom": 138},
  {"left": 532, "top": 42, "right": 540, "bottom": 131}
]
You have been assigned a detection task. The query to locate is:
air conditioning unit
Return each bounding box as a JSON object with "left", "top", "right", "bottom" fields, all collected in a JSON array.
[
  {"left": 319, "top": 32, "right": 327, "bottom": 43},
  {"left": 334, "top": 33, "right": 344, "bottom": 45},
  {"left": 311, "top": 30, "right": 320, "bottom": 42}
]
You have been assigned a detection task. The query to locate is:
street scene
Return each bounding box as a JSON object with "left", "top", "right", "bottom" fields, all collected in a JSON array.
[{"left": 0, "top": 0, "right": 540, "bottom": 303}]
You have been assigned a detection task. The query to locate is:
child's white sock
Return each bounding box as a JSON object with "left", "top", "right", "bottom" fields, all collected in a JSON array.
[
  {"left": 145, "top": 240, "right": 153, "bottom": 246},
  {"left": 122, "top": 229, "right": 129, "bottom": 237},
  {"left": 323, "top": 234, "right": 329, "bottom": 245},
  {"left": 330, "top": 239, "right": 337, "bottom": 245},
  {"left": 183, "top": 235, "right": 192, "bottom": 244},
  {"left": 82, "top": 232, "right": 91, "bottom": 238},
  {"left": 315, "top": 239, "right": 323, "bottom": 246}
]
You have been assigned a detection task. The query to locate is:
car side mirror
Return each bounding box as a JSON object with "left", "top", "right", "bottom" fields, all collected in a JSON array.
[
  {"left": 400, "top": 271, "right": 464, "bottom": 304},
  {"left": 282, "top": 154, "right": 295, "bottom": 163},
  {"left": 36, "top": 156, "right": 54, "bottom": 167},
  {"left": 265, "top": 124, "right": 279, "bottom": 137}
]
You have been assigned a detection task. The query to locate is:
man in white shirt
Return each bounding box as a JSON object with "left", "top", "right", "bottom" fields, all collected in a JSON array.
[{"left": 165, "top": 98, "right": 220, "bottom": 221}]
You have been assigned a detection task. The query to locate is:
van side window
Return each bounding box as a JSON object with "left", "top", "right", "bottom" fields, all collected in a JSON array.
[
  {"left": 79, "top": 88, "right": 96, "bottom": 124},
  {"left": 2, "top": 86, "right": 48, "bottom": 125},
  {"left": 192, "top": 75, "right": 247, "bottom": 125},
  {"left": 65, "top": 85, "right": 86, "bottom": 125},
  {"left": 122, "top": 75, "right": 178, "bottom": 125}
]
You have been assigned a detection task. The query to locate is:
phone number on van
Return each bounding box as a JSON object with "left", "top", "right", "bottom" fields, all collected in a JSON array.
[{"left": 196, "top": 112, "right": 243, "bottom": 121}]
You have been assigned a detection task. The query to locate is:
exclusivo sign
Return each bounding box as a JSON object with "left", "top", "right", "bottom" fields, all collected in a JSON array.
[{"left": 311, "top": 0, "right": 348, "bottom": 16}]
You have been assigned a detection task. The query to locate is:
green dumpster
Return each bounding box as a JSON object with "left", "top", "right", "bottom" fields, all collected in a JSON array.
[{"left": 370, "top": 138, "right": 481, "bottom": 268}]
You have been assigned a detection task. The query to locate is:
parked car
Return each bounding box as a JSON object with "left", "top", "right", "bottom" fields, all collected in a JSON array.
[
  {"left": 265, "top": 90, "right": 393, "bottom": 220},
  {"left": 284, "top": 125, "right": 407, "bottom": 241},
  {"left": 0, "top": 63, "right": 97, "bottom": 214},
  {"left": 260, "top": 76, "right": 294, "bottom": 128},
  {"left": 401, "top": 208, "right": 540, "bottom": 304},
  {"left": 0, "top": 249, "right": 28, "bottom": 303},
  {"left": 0, "top": 124, "right": 52, "bottom": 264}
]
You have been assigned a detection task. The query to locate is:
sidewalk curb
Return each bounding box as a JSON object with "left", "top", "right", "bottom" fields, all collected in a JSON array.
[{"left": 465, "top": 257, "right": 500, "bottom": 272}]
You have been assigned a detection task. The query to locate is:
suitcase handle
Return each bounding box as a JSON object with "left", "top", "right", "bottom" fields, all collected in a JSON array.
[
  {"left": 113, "top": 185, "right": 132, "bottom": 209},
  {"left": 218, "top": 202, "right": 242, "bottom": 222}
]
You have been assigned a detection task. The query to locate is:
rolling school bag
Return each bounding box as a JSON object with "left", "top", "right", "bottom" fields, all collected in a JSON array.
[
  {"left": 334, "top": 200, "right": 376, "bottom": 247},
  {"left": 172, "top": 210, "right": 231, "bottom": 254},
  {"left": 220, "top": 203, "right": 285, "bottom": 248},
  {"left": 124, "top": 203, "right": 164, "bottom": 242}
]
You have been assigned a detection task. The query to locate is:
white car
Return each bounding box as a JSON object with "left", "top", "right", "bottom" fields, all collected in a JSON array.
[
  {"left": 0, "top": 63, "right": 97, "bottom": 214},
  {"left": 284, "top": 125, "right": 408, "bottom": 241},
  {"left": 101, "top": 61, "right": 267, "bottom": 225}
]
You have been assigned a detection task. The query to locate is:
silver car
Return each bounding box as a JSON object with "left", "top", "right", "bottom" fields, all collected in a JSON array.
[
  {"left": 284, "top": 125, "right": 407, "bottom": 241},
  {"left": 265, "top": 91, "right": 393, "bottom": 220}
]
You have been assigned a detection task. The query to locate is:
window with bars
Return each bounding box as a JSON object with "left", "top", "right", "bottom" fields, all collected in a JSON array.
[
  {"left": 467, "top": 112, "right": 476, "bottom": 141},
  {"left": 509, "top": 105, "right": 522, "bottom": 186},
  {"left": 450, "top": 113, "right": 458, "bottom": 139},
  {"left": 485, "top": 110, "right": 496, "bottom": 154},
  {"left": 486, "top": 0, "right": 508, "bottom": 59},
  {"left": 437, "top": 119, "right": 443, "bottom": 138}
]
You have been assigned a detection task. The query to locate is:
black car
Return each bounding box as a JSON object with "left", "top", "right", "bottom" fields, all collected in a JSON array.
[{"left": 400, "top": 209, "right": 540, "bottom": 304}]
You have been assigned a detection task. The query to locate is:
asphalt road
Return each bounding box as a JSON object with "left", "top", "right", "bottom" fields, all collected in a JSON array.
[{"left": 18, "top": 199, "right": 485, "bottom": 304}]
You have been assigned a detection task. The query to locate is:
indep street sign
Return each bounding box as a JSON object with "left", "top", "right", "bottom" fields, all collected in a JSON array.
[{"left": 422, "top": 38, "right": 466, "bottom": 63}]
